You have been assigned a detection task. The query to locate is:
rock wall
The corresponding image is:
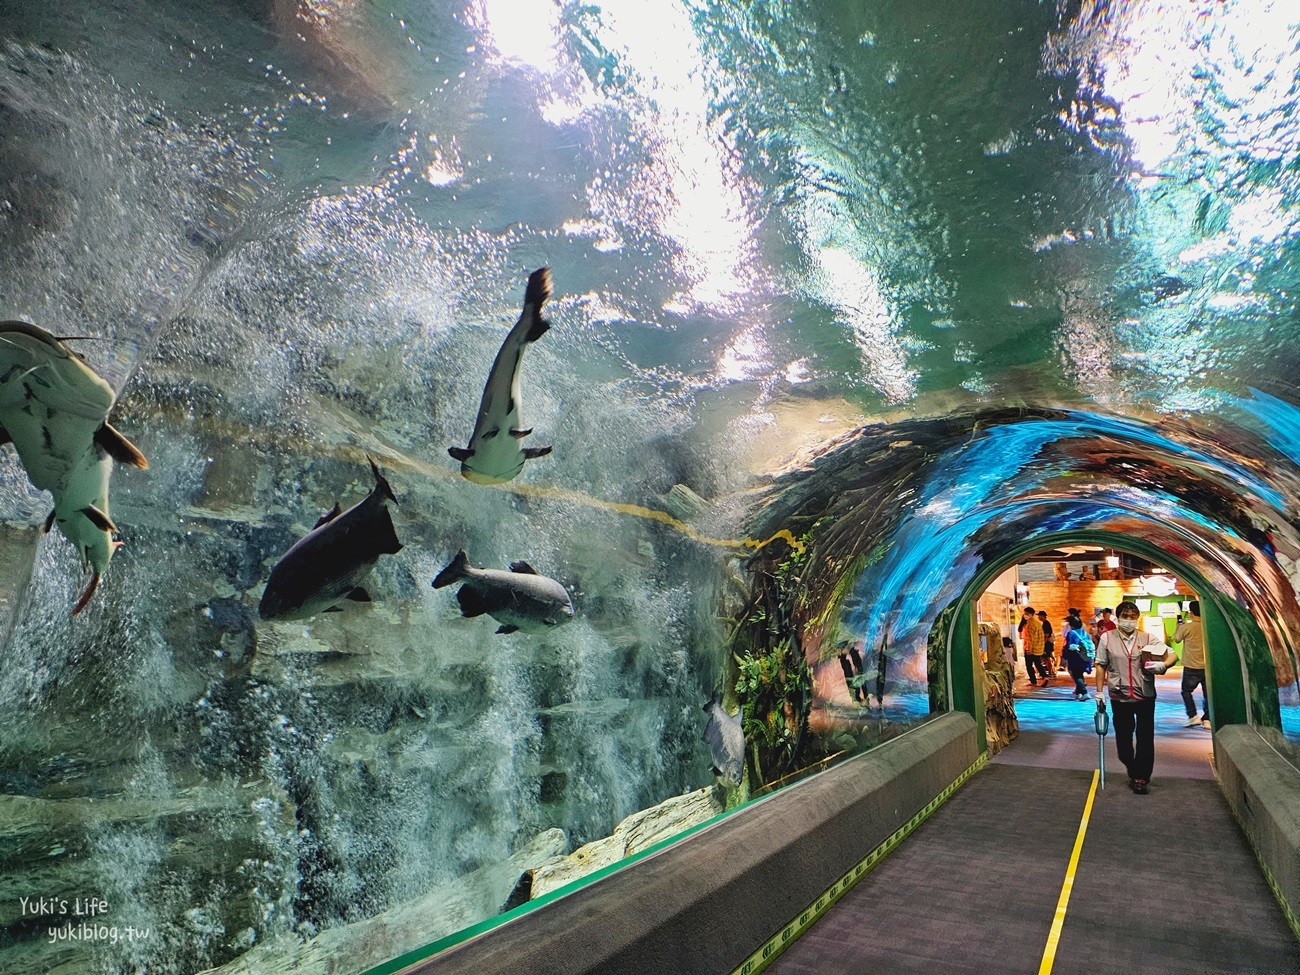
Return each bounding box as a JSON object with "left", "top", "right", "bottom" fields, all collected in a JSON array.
[{"left": 979, "top": 622, "right": 1018, "bottom": 754}]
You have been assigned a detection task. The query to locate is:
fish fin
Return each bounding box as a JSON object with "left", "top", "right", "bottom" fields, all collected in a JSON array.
[
  {"left": 94, "top": 423, "right": 149, "bottom": 469},
  {"left": 522, "top": 445, "right": 552, "bottom": 460},
  {"left": 324, "top": 605, "right": 344, "bottom": 613},
  {"left": 482, "top": 427, "right": 500, "bottom": 440},
  {"left": 80, "top": 505, "right": 117, "bottom": 533},
  {"left": 524, "top": 267, "right": 552, "bottom": 309},
  {"left": 375, "top": 506, "right": 403, "bottom": 556},
  {"left": 347, "top": 587, "right": 371, "bottom": 602},
  {"left": 508, "top": 560, "right": 538, "bottom": 574},
  {"left": 433, "top": 550, "right": 471, "bottom": 589},
  {"left": 448, "top": 446, "right": 473, "bottom": 462},
  {"left": 710, "top": 764, "right": 722, "bottom": 777},
  {"left": 313, "top": 503, "right": 342, "bottom": 529},
  {"left": 42, "top": 510, "right": 55, "bottom": 534},
  {"left": 509, "top": 427, "right": 532, "bottom": 438},
  {"left": 543, "top": 618, "right": 558, "bottom": 627},
  {"left": 456, "top": 585, "right": 489, "bottom": 618},
  {"left": 496, "top": 624, "right": 520, "bottom": 635},
  {"left": 70, "top": 571, "right": 101, "bottom": 616},
  {"left": 0, "top": 425, "right": 9, "bottom": 447},
  {"left": 367, "top": 455, "right": 397, "bottom": 504},
  {"left": 525, "top": 316, "right": 551, "bottom": 343}
]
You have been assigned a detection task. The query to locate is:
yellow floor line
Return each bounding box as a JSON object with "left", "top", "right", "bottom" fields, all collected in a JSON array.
[{"left": 1038, "top": 768, "right": 1099, "bottom": 975}]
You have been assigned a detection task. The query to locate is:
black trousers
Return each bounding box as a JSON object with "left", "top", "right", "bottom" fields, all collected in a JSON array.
[{"left": 1111, "top": 696, "right": 1156, "bottom": 781}]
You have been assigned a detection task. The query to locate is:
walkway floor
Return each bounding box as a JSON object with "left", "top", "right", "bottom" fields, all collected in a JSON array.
[
  {"left": 767, "top": 726, "right": 1299, "bottom": 975},
  {"left": 1008, "top": 670, "right": 1216, "bottom": 781}
]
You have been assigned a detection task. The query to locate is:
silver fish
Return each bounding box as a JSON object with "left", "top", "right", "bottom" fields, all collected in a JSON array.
[
  {"left": 432, "top": 550, "right": 573, "bottom": 634},
  {"left": 0, "top": 320, "right": 148, "bottom": 614},
  {"left": 448, "top": 268, "right": 554, "bottom": 484},
  {"left": 259, "top": 458, "right": 402, "bottom": 620},
  {"left": 703, "top": 691, "right": 744, "bottom": 788}
]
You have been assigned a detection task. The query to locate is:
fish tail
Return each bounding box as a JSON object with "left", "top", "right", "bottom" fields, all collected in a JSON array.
[
  {"left": 432, "top": 550, "right": 471, "bottom": 589},
  {"left": 71, "top": 571, "right": 101, "bottom": 616},
  {"left": 524, "top": 268, "right": 552, "bottom": 343},
  {"left": 367, "top": 455, "right": 397, "bottom": 504},
  {"left": 376, "top": 506, "right": 403, "bottom": 556},
  {"left": 524, "top": 267, "right": 552, "bottom": 309}
]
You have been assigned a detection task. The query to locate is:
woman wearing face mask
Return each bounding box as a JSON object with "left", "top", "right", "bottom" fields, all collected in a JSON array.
[{"left": 1093, "top": 600, "right": 1177, "bottom": 794}]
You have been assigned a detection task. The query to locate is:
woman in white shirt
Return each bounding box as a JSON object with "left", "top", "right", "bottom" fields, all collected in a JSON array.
[{"left": 1093, "top": 600, "right": 1177, "bottom": 794}]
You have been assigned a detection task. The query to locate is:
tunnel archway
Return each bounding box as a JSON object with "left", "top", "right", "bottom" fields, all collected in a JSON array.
[
  {"left": 941, "top": 529, "right": 1277, "bottom": 753},
  {"left": 738, "top": 404, "right": 1300, "bottom": 781}
]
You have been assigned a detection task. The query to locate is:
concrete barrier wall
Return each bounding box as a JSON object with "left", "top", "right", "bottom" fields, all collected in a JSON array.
[
  {"left": 1214, "top": 725, "right": 1300, "bottom": 935},
  {"left": 410, "top": 712, "right": 980, "bottom": 975}
]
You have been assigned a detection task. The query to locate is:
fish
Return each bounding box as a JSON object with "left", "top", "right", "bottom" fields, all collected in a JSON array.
[
  {"left": 258, "top": 457, "right": 403, "bottom": 621},
  {"left": 448, "top": 267, "right": 554, "bottom": 484},
  {"left": 431, "top": 550, "right": 573, "bottom": 634},
  {"left": 0, "top": 320, "right": 148, "bottom": 614},
  {"left": 702, "top": 691, "right": 744, "bottom": 788}
]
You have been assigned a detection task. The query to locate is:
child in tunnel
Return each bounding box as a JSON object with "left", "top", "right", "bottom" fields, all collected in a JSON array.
[{"left": 1062, "top": 616, "right": 1090, "bottom": 700}]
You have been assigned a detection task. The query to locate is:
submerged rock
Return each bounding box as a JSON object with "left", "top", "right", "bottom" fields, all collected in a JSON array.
[
  {"left": 193, "top": 828, "right": 568, "bottom": 975},
  {"left": 0, "top": 785, "right": 234, "bottom": 838},
  {"left": 528, "top": 786, "right": 724, "bottom": 899},
  {"left": 660, "top": 484, "right": 709, "bottom": 522}
]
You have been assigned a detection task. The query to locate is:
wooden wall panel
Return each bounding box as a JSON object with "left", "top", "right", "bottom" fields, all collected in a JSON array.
[{"left": 1025, "top": 580, "right": 1194, "bottom": 627}]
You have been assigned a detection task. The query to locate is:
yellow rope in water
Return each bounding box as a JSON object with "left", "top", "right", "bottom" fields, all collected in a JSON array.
[
  {"left": 336, "top": 443, "right": 803, "bottom": 555},
  {"left": 495, "top": 479, "right": 803, "bottom": 555},
  {"left": 138, "top": 386, "right": 803, "bottom": 555}
]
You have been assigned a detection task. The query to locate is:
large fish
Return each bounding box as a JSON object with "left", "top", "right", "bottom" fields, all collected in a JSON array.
[
  {"left": 432, "top": 550, "right": 573, "bottom": 634},
  {"left": 448, "top": 268, "right": 554, "bottom": 484},
  {"left": 0, "top": 320, "right": 148, "bottom": 614},
  {"left": 258, "top": 458, "right": 403, "bottom": 620},
  {"left": 703, "top": 691, "right": 744, "bottom": 788}
]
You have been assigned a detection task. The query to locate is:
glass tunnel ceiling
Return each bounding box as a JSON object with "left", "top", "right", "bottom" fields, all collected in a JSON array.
[
  {"left": 746, "top": 407, "right": 1300, "bottom": 692},
  {"left": 0, "top": 1, "right": 1299, "bottom": 974}
]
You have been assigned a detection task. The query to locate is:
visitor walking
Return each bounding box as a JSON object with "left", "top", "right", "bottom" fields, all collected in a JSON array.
[
  {"left": 1094, "top": 601, "right": 1177, "bottom": 795},
  {"left": 1021, "top": 606, "right": 1048, "bottom": 685},
  {"left": 1038, "top": 611, "right": 1056, "bottom": 674},
  {"left": 1062, "top": 617, "right": 1089, "bottom": 700},
  {"left": 1174, "top": 600, "right": 1209, "bottom": 729}
]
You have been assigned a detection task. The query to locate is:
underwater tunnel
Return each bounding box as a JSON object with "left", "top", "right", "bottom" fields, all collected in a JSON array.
[{"left": 1, "top": 1, "right": 1299, "bottom": 974}]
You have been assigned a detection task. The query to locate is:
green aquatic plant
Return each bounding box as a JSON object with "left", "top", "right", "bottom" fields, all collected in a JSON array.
[
  {"left": 726, "top": 512, "right": 896, "bottom": 790},
  {"left": 726, "top": 533, "right": 815, "bottom": 788},
  {"left": 734, "top": 640, "right": 812, "bottom": 778}
]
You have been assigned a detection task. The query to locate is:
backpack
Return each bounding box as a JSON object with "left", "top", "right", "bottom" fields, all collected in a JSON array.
[{"left": 1078, "top": 629, "right": 1095, "bottom": 657}]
